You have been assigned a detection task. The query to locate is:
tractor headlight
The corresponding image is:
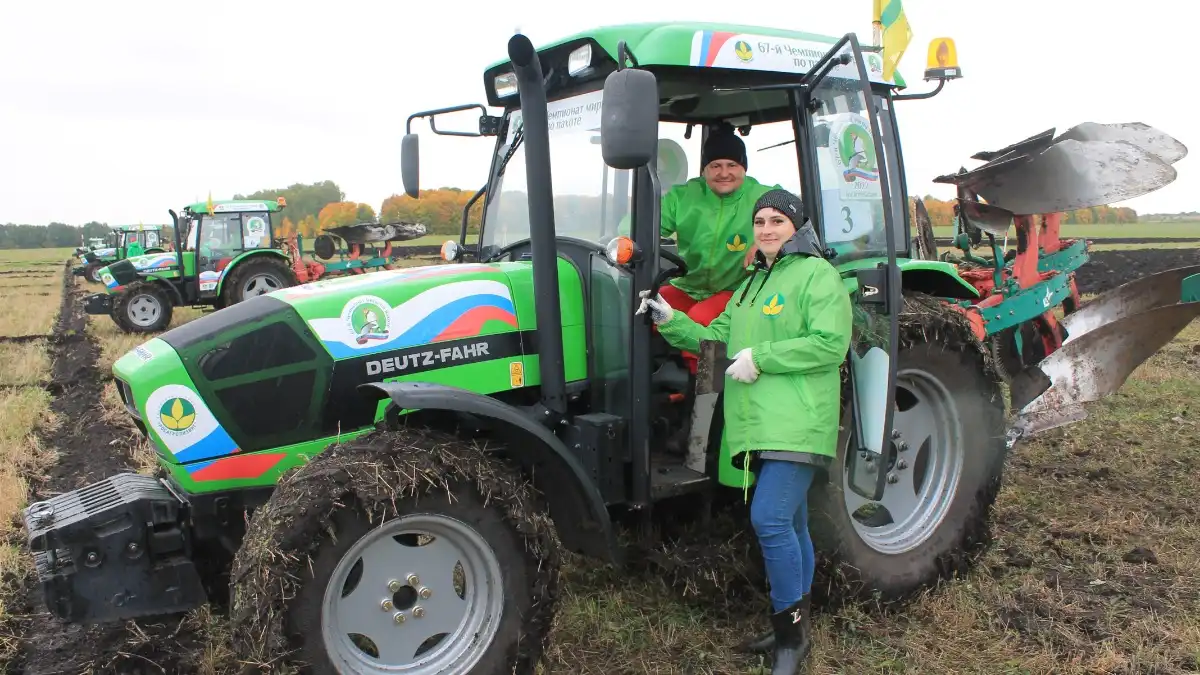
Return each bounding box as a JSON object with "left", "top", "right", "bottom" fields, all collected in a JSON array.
[
  {"left": 568, "top": 44, "right": 592, "bottom": 76},
  {"left": 494, "top": 72, "right": 518, "bottom": 98}
]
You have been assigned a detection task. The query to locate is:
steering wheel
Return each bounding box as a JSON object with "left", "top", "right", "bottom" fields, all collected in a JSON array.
[{"left": 653, "top": 246, "right": 688, "bottom": 290}]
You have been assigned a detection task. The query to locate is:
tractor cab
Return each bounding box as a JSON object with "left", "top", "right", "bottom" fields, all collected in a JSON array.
[
  {"left": 173, "top": 199, "right": 283, "bottom": 301},
  {"left": 403, "top": 24, "right": 966, "bottom": 506}
]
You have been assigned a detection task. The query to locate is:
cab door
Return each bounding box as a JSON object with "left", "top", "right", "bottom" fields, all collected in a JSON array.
[{"left": 800, "top": 35, "right": 903, "bottom": 500}]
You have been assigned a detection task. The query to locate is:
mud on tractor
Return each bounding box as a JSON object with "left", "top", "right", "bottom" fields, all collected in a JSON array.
[
  {"left": 23, "top": 22, "right": 1200, "bottom": 674},
  {"left": 73, "top": 224, "right": 169, "bottom": 283}
]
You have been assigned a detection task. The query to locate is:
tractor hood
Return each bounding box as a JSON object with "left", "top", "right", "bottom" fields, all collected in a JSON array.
[
  {"left": 270, "top": 263, "right": 526, "bottom": 359},
  {"left": 99, "top": 252, "right": 181, "bottom": 292}
]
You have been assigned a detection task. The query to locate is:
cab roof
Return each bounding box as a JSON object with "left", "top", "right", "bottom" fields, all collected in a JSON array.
[
  {"left": 183, "top": 199, "right": 283, "bottom": 214},
  {"left": 113, "top": 223, "right": 167, "bottom": 231},
  {"left": 482, "top": 21, "right": 905, "bottom": 110}
]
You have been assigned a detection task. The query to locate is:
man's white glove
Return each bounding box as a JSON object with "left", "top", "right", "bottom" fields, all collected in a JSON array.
[
  {"left": 726, "top": 348, "right": 760, "bottom": 383},
  {"left": 635, "top": 289, "right": 674, "bottom": 325}
]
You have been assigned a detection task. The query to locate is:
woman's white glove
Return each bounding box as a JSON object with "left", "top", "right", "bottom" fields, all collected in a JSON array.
[
  {"left": 726, "top": 348, "right": 760, "bottom": 383},
  {"left": 635, "top": 289, "right": 674, "bottom": 325}
]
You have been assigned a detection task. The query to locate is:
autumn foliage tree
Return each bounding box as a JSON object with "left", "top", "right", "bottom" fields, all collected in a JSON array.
[
  {"left": 915, "top": 196, "right": 1137, "bottom": 228},
  {"left": 380, "top": 188, "right": 485, "bottom": 236},
  {"left": 317, "top": 202, "right": 378, "bottom": 231}
]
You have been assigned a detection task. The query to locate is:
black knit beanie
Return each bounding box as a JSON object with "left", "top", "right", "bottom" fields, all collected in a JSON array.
[
  {"left": 753, "top": 189, "right": 804, "bottom": 226},
  {"left": 701, "top": 128, "right": 747, "bottom": 170}
]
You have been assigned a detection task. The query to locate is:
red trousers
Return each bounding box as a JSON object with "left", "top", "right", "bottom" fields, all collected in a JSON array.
[{"left": 657, "top": 284, "right": 734, "bottom": 374}]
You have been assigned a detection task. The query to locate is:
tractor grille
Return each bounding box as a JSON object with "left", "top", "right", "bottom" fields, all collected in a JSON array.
[{"left": 114, "top": 377, "right": 148, "bottom": 438}]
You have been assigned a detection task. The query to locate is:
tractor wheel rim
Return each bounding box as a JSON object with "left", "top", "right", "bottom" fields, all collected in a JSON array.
[
  {"left": 127, "top": 295, "right": 162, "bottom": 327},
  {"left": 242, "top": 273, "right": 281, "bottom": 297},
  {"left": 89, "top": 269, "right": 101, "bottom": 282},
  {"left": 321, "top": 513, "right": 505, "bottom": 674},
  {"left": 842, "top": 366, "right": 964, "bottom": 555}
]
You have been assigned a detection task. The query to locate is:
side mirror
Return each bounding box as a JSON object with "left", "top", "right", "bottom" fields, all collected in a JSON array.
[
  {"left": 401, "top": 133, "right": 420, "bottom": 199},
  {"left": 600, "top": 68, "right": 659, "bottom": 170}
]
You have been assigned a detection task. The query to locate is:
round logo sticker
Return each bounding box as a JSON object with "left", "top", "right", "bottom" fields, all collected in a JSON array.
[
  {"left": 101, "top": 272, "right": 114, "bottom": 285},
  {"left": 726, "top": 233, "right": 748, "bottom": 252},
  {"left": 343, "top": 295, "right": 392, "bottom": 346},
  {"left": 734, "top": 40, "right": 754, "bottom": 62},
  {"left": 158, "top": 397, "right": 197, "bottom": 433},
  {"left": 830, "top": 114, "right": 882, "bottom": 200},
  {"left": 245, "top": 216, "right": 266, "bottom": 234}
]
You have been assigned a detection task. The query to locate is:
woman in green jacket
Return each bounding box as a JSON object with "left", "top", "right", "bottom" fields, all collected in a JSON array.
[{"left": 637, "top": 189, "right": 853, "bottom": 674}]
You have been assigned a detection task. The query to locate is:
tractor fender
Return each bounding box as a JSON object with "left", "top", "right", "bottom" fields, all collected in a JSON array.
[
  {"left": 214, "top": 250, "right": 290, "bottom": 297},
  {"left": 357, "top": 380, "right": 620, "bottom": 564},
  {"left": 898, "top": 260, "right": 980, "bottom": 300},
  {"left": 143, "top": 274, "right": 185, "bottom": 307}
]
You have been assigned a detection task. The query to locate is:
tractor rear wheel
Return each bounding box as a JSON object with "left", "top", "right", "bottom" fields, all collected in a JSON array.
[
  {"left": 112, "top": 281, "right": 172, "bottom": 333},
  {"left": 810, "top": 326, "right": 1007, "bottom": 604},
  {"left": 229, "top": 427, "right": 561, "bottom": 675},
  {"left": 221, "top": 257, "right": 296, "bottom": 306}
]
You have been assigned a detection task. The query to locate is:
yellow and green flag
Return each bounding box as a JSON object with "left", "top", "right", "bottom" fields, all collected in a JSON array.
[
  {"left": 206, "top": 191, "right": 215, "bottom": 215},
  {"left": 873, "top": 0, "right": 912, "bottom": 81}
]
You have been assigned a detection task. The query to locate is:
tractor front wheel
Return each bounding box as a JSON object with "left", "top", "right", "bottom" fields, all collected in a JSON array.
[
  {"left": 84, "top": 263, "right": 103, "bottom": 284},
  {"left": 229, "top": 427, "right": 561, "bottom": 675},
  {"left": 112, "top": 281, "right": 172, "bottom": 333},
  {"left": 221, "top": 257, "right": 296, "bottom": 306},
  {"left": 810, "top": 334, "right": 1007, "bottom": 604}
]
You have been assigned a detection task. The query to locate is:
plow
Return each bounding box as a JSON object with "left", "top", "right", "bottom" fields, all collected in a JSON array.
[
  {"left": 912, "top": 121, "right": 1198, "bottom": 443},
  {"left": 281, "top": 220, "right": 429, "bottom": 281},
  {"left": 20, "top": 19, "right": 1200, "bottom": 675}
]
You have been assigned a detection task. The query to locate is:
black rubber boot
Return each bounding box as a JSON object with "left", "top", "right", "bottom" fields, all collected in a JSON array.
[
  {"left": 735, "top": 594, "right": 810, "bottom": 655},
  {"left": 767, "top": 595, "right": 812, "bottom": 674}
]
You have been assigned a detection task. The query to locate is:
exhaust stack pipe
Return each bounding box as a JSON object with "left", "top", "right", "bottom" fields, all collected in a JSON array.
[{"left": 508, "top": 33, "right": 567, "bottom": 418}]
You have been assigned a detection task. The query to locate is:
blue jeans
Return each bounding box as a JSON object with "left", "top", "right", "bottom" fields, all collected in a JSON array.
[{"left": 749, "top": 458, "right": 817, "bottom": 612}]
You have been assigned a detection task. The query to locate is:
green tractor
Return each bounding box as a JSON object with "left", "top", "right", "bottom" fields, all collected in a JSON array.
[
  {"left": 73, "top": 224, "right": 169, "bottom": 283},
  {"left": 84, "top": 198, "right": 300, "bottom": 333},
  {"left": 24, "top": 22, "right": 1198, "bottom": 674}
]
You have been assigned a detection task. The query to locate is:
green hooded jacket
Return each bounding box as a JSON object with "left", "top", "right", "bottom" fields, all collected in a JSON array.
[
  {"left": 660, "top": 175, "right": 780, "bottom": 300},
  {"left": 658, "top": 224, "right": 853, "bottom": 476}
]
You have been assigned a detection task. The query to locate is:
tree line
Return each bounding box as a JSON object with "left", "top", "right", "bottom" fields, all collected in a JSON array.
[
  {"left": 918, "top": 196, "right": 1139, "bottom": 227},
  {"left": 0, "top": 182, "right": 1153, "bottom": 250}
]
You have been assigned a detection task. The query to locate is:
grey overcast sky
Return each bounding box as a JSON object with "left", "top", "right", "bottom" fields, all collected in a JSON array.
[{"left": 1, "top": 0, "right": 1195, "bottom": 226}]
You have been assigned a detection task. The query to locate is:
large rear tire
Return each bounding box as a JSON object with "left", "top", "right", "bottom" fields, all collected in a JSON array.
[
  {"left": 220, "top": 256, "right": 296, "bottom": 306},
  {"left": 810, "top": 302, "right": 1007, "bottom": 605},
  {"left": 229, "top": 427, "right": 561, "bottom": 675}
]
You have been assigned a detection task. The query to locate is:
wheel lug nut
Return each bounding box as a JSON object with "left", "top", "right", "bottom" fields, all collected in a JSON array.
[
  {"left": 887, "top": 472, "right": 898, "bottom": 484},
  {"left": 419, "top": 587, "right": 432, "bottom": 599},
  {"left": 381, "top": 599, "right": 393, "bottom": 611},
  {"left": 897, "top": 459, "right": 908, "bottom": 470},
  {"left": 393, "top": 612, "right": 406, "bottom": 624},
  {"left": 388, "top": 579, "right": 402, "bottom": 592},
  {"left": 412, "top": 606, "right": 425, "bottom": 619},
  {"left": 407, "top": 574, "right": 419, "bottom": 586},
  {"left": 891, "top": 429, "right": 901, "bottom": 439}
]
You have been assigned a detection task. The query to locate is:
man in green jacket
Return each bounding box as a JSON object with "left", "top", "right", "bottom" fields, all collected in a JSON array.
[{"left": 657, "top": 125, "right": 781, "bottom": 374}]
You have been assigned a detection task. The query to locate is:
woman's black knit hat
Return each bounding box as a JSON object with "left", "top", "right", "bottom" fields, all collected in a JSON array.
[{"left": 753, "top": 188, "right": 805, "bottom": 226}]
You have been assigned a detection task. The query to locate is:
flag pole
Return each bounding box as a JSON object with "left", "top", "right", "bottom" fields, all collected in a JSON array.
[{"left": 872, "top": 0, "right": 882, "bottom": 46}]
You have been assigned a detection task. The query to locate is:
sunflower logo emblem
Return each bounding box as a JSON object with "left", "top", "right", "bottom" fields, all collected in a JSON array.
[
  {"left": 726, "top": 233, "right": 748, "bottom": 252},
  {"left": 734, "top": 40, "right": 754, "bottom": 63},
  {"left": 159, "top": 398, "right": 196, "bottom": 432},
  {"left": 762, "top": 293, "right": 785, "bottom": 316}
]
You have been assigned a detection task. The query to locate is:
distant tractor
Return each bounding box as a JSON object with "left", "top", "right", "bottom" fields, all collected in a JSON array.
[
  {"left": 85, "top": 199, "right": 300, "bottom": 332},
  {"left": 22, "top": 21, "right": 1198, "bottom": 675},
  {"left": 74, "top": 224, "right": 168, "bottom": 283}
]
